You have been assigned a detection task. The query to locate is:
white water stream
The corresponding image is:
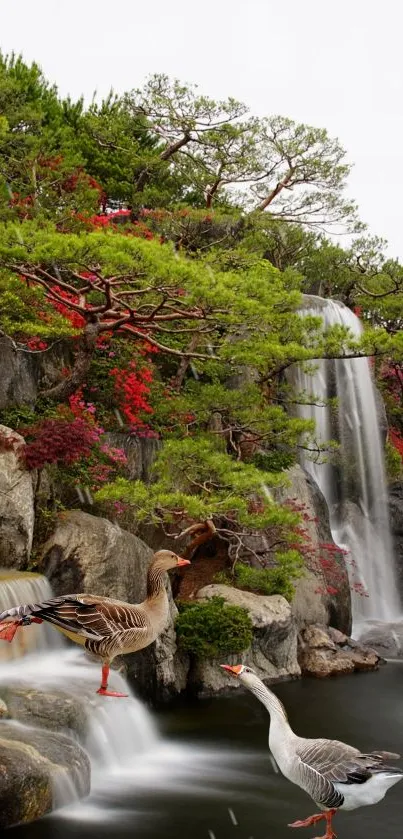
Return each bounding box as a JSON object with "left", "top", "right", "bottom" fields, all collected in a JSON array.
[
  {"left": 0, "top": 573, "right": 248, "bottom": 825},
  {"left": 293, "top": 296, "right": 400, "bottom": 629}
]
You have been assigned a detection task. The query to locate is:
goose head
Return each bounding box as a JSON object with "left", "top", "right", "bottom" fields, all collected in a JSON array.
[
  {"left": 151, "top": 550, "right": 191, "bottom": 572},
  {"left": 220, "top": 663, "right": 261, "bottom": 689}
]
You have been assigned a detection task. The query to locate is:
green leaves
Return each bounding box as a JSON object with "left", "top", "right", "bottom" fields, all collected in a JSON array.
[
  {"left": 95, "top": 434, "right": 301, "bottom": 534},
  {"left": 175, "top": 597, "right": 253, "bottom": 659},
  {"left": 216, "top": 551, "right": 304, "bottom": 602}
]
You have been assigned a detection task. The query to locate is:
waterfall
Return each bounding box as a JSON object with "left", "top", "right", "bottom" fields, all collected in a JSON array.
[
  {"left": 0, "top": 571, "right": 157, "bottom": 812},
  {"left": 0, "top": 572, "right": 245, "bottom": 825},
  {"left": 0, "top": 571, "right": 61, "bottom": 660},
  {"left": 292, "top": 295, "right": 400, "bottom": 629}
]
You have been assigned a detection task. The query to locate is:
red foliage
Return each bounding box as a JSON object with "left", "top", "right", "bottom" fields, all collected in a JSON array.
[
  {"left": 21, "top": 418, "right": 100, "bottom": 470},
  {"left": 110, "top": 361, "right": 155, "bottom": 433},
  {"left": 285, "top": 498, "right": 360, "bottom": 599},
  {"left": 48, "top": 286, "right": 86, "bottom": 329},
  {"left": 390, "top": 427, "right": 403, "bottom": 460},
  {"left": 24, "top": 337, "right": 48, "bottom": 351}
]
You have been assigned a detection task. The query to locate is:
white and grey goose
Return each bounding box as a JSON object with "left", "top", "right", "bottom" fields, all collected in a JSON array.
[{"left": 220, "top": 664, "right": 403, "bottom": 839}]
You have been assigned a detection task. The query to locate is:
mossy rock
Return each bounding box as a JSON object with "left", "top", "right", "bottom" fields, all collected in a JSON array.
[{"left": 0, "top": 721, "right": 90, "bottom": 829}]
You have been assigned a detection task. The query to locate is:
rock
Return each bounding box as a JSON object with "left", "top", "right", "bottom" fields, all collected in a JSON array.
[
  {"left": 298, "top": 624, "right": 381, "bottom": 677},
  {"left": 192, "top": 584, "right": 300, "bottom": 696},
  {"left": 358, "top": 620, "right": 403, "bottom": 658},
  {"left": 0, "top": 426, "right": 35, "bottom": 569},
  {"left": 0, "top": 336, "right": 71, "bottom": 411},
  {"left": 0, "top": 721, "right": 90, "bottom": 829},
  {"left": 374, "top": 386, "right": 388, "bottom": 443},
  {"left": 40, "top": 511, "right": 183, "bottom": 704},
  {"left": 0, "top": 337, "right": 39, "bottom": 410},
  {"left": 389, "top": 482, "right": 403, "bottom": 602},
  {"left": 0, "top": 688, "right": 88, "bottom": 739},
  {"left": 0, "top": 699, "right": 8, "bottom": 718},
  {"left": 103, "top": 432, "right": 161, "bottom": 483},
  {"left": 275, "top": 465, "right": 352, "bottom": 634}
]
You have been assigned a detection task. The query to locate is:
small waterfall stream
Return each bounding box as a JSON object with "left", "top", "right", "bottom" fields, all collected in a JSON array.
[
  {"left": 293, "top": 295, "right": 400, "bottom": 629},
  {"left": 0, "top": 573, "right": 243, "bottom": 826}
]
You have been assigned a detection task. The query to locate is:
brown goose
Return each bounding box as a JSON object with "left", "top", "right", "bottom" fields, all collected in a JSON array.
[
  {"left": 221, "top": 664, "right": 403, "bottom": 839},
  {"left": 0, "top": 551, "right": 190, "bottom": 697}
]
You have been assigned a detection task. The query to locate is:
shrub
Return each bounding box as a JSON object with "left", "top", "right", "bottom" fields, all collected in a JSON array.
[
  {"left": 385, "top": 437, "right": 402, "bottom": 480},
  {"left": 175, "top": 596, "right": 253, "bottom": 659},
  {"left": 215, "top": 550, "right": 303, "bottom": 602}
]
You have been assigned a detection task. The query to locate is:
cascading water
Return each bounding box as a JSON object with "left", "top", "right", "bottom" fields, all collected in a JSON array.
[
  {"left": 0, "top": 572, "right": 250, "bottom": 826},
  {"left": 292, "top": 295, "right": 400, "bottom": 630},
  {"left": 0, "top": 571, "right": 59, "bottom": 660}
]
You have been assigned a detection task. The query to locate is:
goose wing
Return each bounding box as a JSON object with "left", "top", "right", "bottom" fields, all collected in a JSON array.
[
  {"left": 13, "top": 594, "right": 148, "bottom": 641},
  {"left": 296, "top": 738, "right": 402, "bottom": 808}
]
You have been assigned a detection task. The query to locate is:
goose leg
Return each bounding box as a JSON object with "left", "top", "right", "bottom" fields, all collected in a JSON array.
[
  {"left": 289, "top": 809, "right": 337, "bottom": 839},
  {"left": 96, "top": 662, "right": 128, "bottom": 698},
  {"left": 0, "top": 616, "right": 43, "bottom": 642}
]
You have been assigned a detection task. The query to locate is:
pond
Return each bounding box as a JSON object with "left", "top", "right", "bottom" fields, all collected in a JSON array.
[{"left": 9, "top": 662, "right": 403, "bottom": 839}]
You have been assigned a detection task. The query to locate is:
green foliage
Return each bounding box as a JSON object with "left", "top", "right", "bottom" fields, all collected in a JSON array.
[
  {"left": 385, "top": 439, "right": 402, "bottom": 482},
  {"left": 0, "top": 271, "right": 75, "bottom": 338},
  {"left": 0, "top": 403, "right": 38, "bottom": 429},
  {"left": 216, "top": 551, "right": 304, "bottom": 602},
  {"left": 175, "top": 596, "right": 253, "bottom": 658},
  {"left": 96, "top": 435, "right": 300, "bottom": 531},
  {"left": 1, "top": 52, "right": 403, "bottom": 581}
]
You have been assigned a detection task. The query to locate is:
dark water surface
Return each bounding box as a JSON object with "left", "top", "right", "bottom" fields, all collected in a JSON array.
[{"left": 9, "top": 663, "right": 403, "bottom": 839}]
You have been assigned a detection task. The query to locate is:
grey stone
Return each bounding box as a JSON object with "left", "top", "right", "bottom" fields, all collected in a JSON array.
[
  {"left": 358, "top": 620, "right": 403, "bottom": 658},
  {"left": 298, "top": 624, "right": 381, "bottom": 677},
  {"left": 192, "top": 584, "right": 300, "bottom": 696},
  {"left": 0, "top": 721, "right": 90, "bottom": 829},
  {"left": 0, "top": 336, "right": 72, "bottom": 411},
  {"left": 103, "top": 432, "right": 161, "bottom": 483},
  {"left": 0, "top": 426, "right": 35, "bottom": 569},
  {"left": 40, "top": 511, "right": 183, "bottom": 703},
  {"left": 0, "top": 687, "right": 88, "bottom": 739}
]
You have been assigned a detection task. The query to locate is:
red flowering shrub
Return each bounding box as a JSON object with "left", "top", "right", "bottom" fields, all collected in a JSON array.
[
  {"left": 25, "top": 337, "right": 48, "bottom": 351},
  {"left": 48, "top": 287, "right": 86, "bottom": 329},
  {"left": 390, "top": 427, "right": 403, "bottom": 460},
  {"left": 21, "top": 418, "right": 99, "bottom": 470},
  {"left": 110, "top": 361, "right": 156, "bottom": 435},
  {"left": 285, "top": 499, "right": 357, "bottom": 599}
]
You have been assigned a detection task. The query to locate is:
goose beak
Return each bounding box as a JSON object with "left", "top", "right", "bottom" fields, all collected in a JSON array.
[
  {"left": 177, "top": 557, "right": 191, "bottom": 567},
  {"left": 220, "top": 664, "right": 243, "bottom": 676}
]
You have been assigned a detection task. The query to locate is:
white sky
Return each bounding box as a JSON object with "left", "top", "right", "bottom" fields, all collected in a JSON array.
[{"left": 2, "top": 0, "right": 402, "bottom": 257}]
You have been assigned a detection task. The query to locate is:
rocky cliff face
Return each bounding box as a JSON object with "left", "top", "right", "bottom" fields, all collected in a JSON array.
[
  {"left": 0, "top": 425, "right": 35, "bottom": 570},
  {"left": 275, "top": 465, "right": 352, "bottom": 634}
]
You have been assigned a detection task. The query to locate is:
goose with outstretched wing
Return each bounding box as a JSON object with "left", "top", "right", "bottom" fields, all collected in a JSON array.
[{"left": 0, "top": 550, "right": 190, "bottom": 697}]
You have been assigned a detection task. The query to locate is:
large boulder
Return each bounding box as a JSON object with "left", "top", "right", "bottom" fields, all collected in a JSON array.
[
  {"left": 0, "top": 687, "right": 88, "bottom": 739},
  {"left": 275, "top": 465, "right": 352, "bottom": 634},
  {"left": 39, "top": 511, "right": 186, "bottom": 703},
  {"left": 358, "top": 620, "right": 403, "bottom": 658},
  {"left": 0, "top": 426, "right": 35, "bottom": 569},
  {"left": 0, "top": 720, "right": 90, "bottom": 829},
  {"left": 298, "top": 625, "right": 381, "bottom": 677},
  {"left": 191, "top": 584, "right": 300, "bottom": 696}
]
